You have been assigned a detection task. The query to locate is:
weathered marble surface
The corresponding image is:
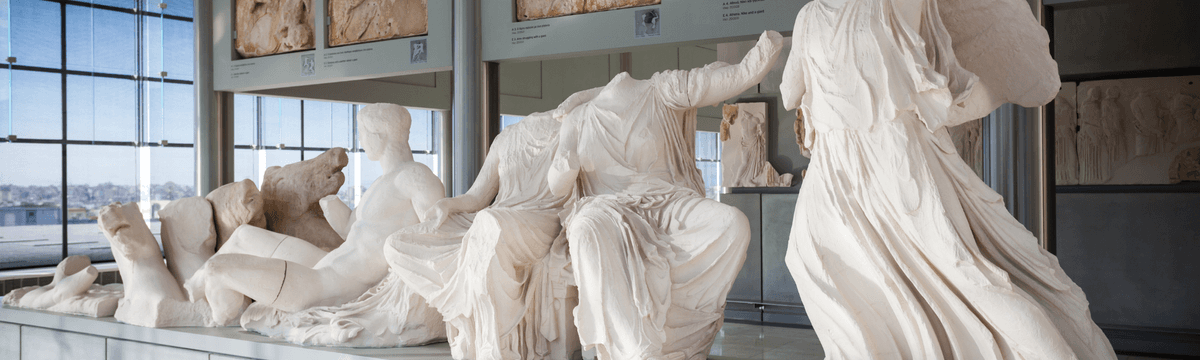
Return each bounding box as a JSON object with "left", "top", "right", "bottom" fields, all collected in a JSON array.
[
  {"left": 1056, "top": 82, "right": 1080, "bottom": 185},
  {"left": 235, "top": 0, "right": 315, "bottom": 58},
  {"left": 206, "top": 179, "right": 267, "bottom": 249},
  {"left": 948, "top": 119, "right": 984, "bottom": 180},
  {"left": 780, "top": 0, "right": 1115, "bottom": 358},
  {"left": 160, "top": 197, "right": 217, "bottom": 287},
  {"left": 261, "top": 147, "right": 348, "bottom": 251},
  {"left": 2, "top": 256, "right": 122, "bottom": 317},
  {"left": 720, "top": 103, "right": 793, "bottom": 187},
  {"left": 328, "top": 0, "right": 428, "bottom": 47},
  {"left": 1170, "top": 146, "right": 1200, "bottom": 183},
  {"left": 516, "top": 0, "right": 659, "bottom": 21},
  {"left": 1068, "top": 76, "right": 1200, "bottom": 184}
]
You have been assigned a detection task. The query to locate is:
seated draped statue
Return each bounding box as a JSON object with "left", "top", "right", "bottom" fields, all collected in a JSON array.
[
  {"left": 779, "top": 0, "right": 1116, "bottom": 358},
  {"left": 385, "top": 108, "right": 582, "bottom": 359},
  {"left": 186, "top": 103, "right": 446, "bottom": 326},
  {"left": 546, "top": 31, "right": 782, "bottom": 360}
]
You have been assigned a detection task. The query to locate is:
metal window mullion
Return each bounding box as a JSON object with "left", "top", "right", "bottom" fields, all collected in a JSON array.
[
  {"left": 300, "top": 100, "right": 305, "bottom": 160},
  {"left": 60, "top": 1, "right": 68, "bottom": 261}
]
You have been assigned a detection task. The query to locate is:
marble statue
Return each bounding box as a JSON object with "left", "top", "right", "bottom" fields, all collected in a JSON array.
[
  {"left": 2, "top": 256, "right": 122, "bottom": 317},
  {"left": 261, "top": 147, "right": 349, "bottom": 251},
  {"left": 546, "top": 30, "right": 780, "bottom": 360},
  {"left": 515, "top": 0, "right": 660, "bottom": 21},
  {"left": 206, "top": 179, "right": 267, "bottom": 249},
  {"left": 1056, "top": 82, "right": 1080, "bottom": 185},
  {"left": 187, "top": 103, "right": 446, "bottom": 333},
  {"left": 101, "top": 202, "right": 232, "bottom": 327},
  {"left": 720, "top": 102, "right": 794, "bottom": 187},
  {"left": 1067, "top": 76, "right": 1200, "bottom": 184},
  {"left": 328, "top": 0, "right": 428, "bottom": 47},
  {"left": 779, "top": 0, "right": 1117, "bottom": 359},
  {"left": 386, "top": 110, "right": 579, "bottom": 359},
  {"left": 235, "top": 0, "right": 315, "bottom": 58}
]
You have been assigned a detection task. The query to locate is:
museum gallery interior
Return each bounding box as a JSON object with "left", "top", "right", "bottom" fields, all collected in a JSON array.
[{"left": 0, "top": 0, "right": 1197, "bottom": 359}]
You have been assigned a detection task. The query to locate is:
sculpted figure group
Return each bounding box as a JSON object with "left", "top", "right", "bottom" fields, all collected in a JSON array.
[{"left": 4, "top": 1, "right": 1123, "bottom": 359}]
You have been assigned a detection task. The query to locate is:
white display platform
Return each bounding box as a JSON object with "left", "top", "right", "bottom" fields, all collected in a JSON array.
[{"left": 0, "top": 302, "right": 453, "bottom": 360}]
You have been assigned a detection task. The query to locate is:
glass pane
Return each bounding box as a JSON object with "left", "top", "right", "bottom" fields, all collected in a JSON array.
[
  {"left": 408, "top": 108, "right": 432, "bottom": 151},
  {"left": 501, "top": 115, "right": 523, "bottom": 130},
  {"left": 359, "top": 153, "right": 384, "bottom": 194},
  {"left": 303, "top": 100, "right": 333, "bottom": 149},
  {"left": 162, "top": 18, "right": 193, "bottom": 81},
  {"left": 68, "top": 75, "right": 136, "bottom": 141},
  {"left": 12, "top": 70, "right": 62, "bottom": 140},
  {"left": 144, "top": 0, "right": 193, "bottom": 18},
  {"left": 142, "top": 14, "right": 163, "bottom": 78},
  {"left": 234, "top": 148, "right": 260, "bottom": 185},
  {"left": 331, "top": 103, "right": 353, "bottom": 149},
  {"left": 149, "top": 146, "right": 194, "bottom": 202},
  {"left": 67, "top": 144, "right": 135, "bottom": 263},
  {"left": 414, "top": 153, "right": 440, "bottom": 180},
  {"left": 261, "top": 98, "right": 301, "bottom": 148},
  {"left": 89, "top": 0, "right": 138, "bottom": 9},
  {"left": 1, "top": 0, "right": 12, "bottom": 58},
  {"left": 234, "top": 94, "right": 257, "bottom": 146},
  {"left": 339, "top": 152, "right": 356, "bottom": 208},
  {"left": 1, "top": 69, "right": 9, "bottom": 137},
  {"left": 265, "top": 149, "right": 301, "bottom": 169},
  {"left": 144, "top": 81, "right": 194, "bottom": 144},
  {"left": 11, "top": 0, "right": 61, "bottom": 68},
  {"left": 0, "top": 143, "right": 63, "bottom": 269},
  {"left": 67, "top": 6, "right": 137, "bottom": 75}
]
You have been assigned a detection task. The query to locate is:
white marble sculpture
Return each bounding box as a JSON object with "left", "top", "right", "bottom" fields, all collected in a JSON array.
[
  {"left": 948, "top": 119, "right": 984, "bottom": 180},
  {"left": 720, "top": 102, "right": 794, "bottom": 187},
  {"left": 189, "top": 103, "right": 447, "bottom": 346},
  {"left": 206, "top": 179, "right": 267, "bottom": 249},
  {"left": 545, "top": 31, "right": 780, "bottom": 360},
  {"left": 101, "top": 202, "right": 233, "bottom": 327},
  {"left": 160, "top": 197, "right": 218, "bottom": 287},
  {"left": 386, "top": 110, "right": 579, "bottom": 359},
  {"left": 235, "top": 0, "right": 315, "bottom": 58},
  {"left": 779, "top": 0, "right": 1116, "bottom": 359},
  {"left": 261, "top": 147, "right": 349, "bottom": 251},
  {"left": 2, "top": 256, "right": 122, "bottom": 317}
]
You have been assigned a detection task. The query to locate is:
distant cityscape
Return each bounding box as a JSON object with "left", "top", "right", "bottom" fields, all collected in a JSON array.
[{"left": 0, "top": 183, "right": 195, "bottom": 226}]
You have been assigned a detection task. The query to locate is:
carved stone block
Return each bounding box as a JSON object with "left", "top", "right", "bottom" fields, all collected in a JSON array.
[
  {"left": 261, "top": 147, "right": 348, "bottom": 251},
  {"left": 584, "top": 0, "right": 660, "bottom": 13},
  {"left": 1170, "top": 146, "right": 1200, "bottom": 183},
  {"left": 205, "top": 179, "right": 267, "bottom": 249},
  {"left": 720, "top": 102, "right": 793, "bottom": 187},
  {"left": 235, "top": 0, "right": 315, "bottom": 58},
  {"left": 1056, "top": 82, "right": 1079, "bottom": 185},
  {"left": 515, "top": 0, "right": 660, "bottom": 21},
  {"left": 328, "top": 0, "right": 428, "bottom": 47}
]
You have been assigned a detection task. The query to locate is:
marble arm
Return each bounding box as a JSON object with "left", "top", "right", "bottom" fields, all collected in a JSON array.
[
  {"left": 400, "top": 165, "right": 447, "bottom": 223},
  {"left": 427, "top": 148, "right": 501, "bottom": 224},
  {"left": 549, "top": 118, "right": 580, "bottom": 198},
  {"left": 781, "top": 21, "right": 807, "bottom": 111},
  {"left": 320, "top": 195, "right": 356, "bottom": 240},
  {"left": 684, "top": 31, "right": 783, "bottom": 109}
]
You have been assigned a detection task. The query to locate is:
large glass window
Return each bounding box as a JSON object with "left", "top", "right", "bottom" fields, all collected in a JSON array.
[
  {"left": 233, "top": 95, "right": 443, "bottom": 210},
  {"left": 695, "top": 131, "right": 722, "bottom": 200},
  {"left": 0, "top": 0, "right": 196, "bottom": 269}
]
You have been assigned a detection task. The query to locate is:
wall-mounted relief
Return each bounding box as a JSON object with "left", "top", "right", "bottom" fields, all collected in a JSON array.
[
  {"left": 1056, "top": 82, "right": 1079, "bottom": 185},
  {"left": 720, "top": 103, "right": 793, "bottom": 188},
  {"left": 328, "top": 0, "right": 428, "bottom": 47},
  {"left": 949, "top": 119, "right": 984, "bottom": 180},
  {"left": 515, "top": 0, "right": 660, "bottom": 21},
  {"left": 1065, "top": 76, "right": 1200, "bottom": 185},
  {"left": 235, "top": 0, "right": 316, "bottom": 58}
]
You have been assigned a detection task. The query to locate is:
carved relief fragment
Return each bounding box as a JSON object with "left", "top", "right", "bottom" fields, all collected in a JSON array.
[
  {"left": 1055, "top": 82, "right": 1079, "bottom": 185},
  {"left": 260, "top": 147, "right": 349, "bottom": 251},
  {"left": 949, "top": 119, "right": 984, "bottom": 180},
  {"left": 720, "top": 103, "right": 793, "bottom": 187},
  {"left": 235, "top": 0, "right": 316, "bottom": 58},
  {"left": 515, "top": 0, "right": 660, "bottom": 21},
  {"left": 328, "top": 0, "right": 428, "bottom": 47}
]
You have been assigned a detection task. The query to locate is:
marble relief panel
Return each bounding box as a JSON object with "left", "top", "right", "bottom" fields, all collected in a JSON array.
[
  {"left": 516, "top": 0, "right": 660, "bottom": 21},
  {"left": 235, "top": 0, "right": 316, "bottom": 58},
  {"left": 328, "top": 0, "right": 428, "bottom": 47}
]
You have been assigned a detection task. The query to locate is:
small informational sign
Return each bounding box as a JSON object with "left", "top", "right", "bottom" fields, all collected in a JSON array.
[
  {"left": 300, "top": 54, "right": 316, "bottom": 77},
  {"left": 410, "top": 39, "right": 428, "bottom": 64},
  {"left": 635, "top": 8, "right": 661, "bottom": 38}
]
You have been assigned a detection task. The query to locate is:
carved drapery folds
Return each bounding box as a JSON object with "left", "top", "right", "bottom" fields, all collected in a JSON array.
[
  {"left": 235, "top": 0, "right": 316, "bottom": 58},
  {"left": 328, "top": 0, "right": 429, "bottom": 47},
  {"left": 515, "top": 0, "right": 660, "bottom": 21}
]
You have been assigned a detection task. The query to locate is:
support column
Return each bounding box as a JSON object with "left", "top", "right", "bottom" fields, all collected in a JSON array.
[
  {"left": 451, "top": 0, "right": 498, "bottom": 196},
  {"left": 195, "top": 0, "right": 234, "bottom": 196}
]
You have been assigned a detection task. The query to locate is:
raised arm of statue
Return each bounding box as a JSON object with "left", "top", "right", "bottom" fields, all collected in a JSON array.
[
  {"left": 661, "top": 31, "right": 783, "bottom": 110},
  {"left": 425, "top": 149, "right": 500, "bottom": 227},
  {"left": 320, "top": 195, "right": 355, "bottom": 240}
]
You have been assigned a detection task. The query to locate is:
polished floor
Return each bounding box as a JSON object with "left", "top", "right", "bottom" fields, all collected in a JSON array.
[{"left": 705, "top": 322, "right": 825, "bottom": 360}]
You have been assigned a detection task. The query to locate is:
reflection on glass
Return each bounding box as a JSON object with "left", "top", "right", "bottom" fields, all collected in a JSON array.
[
  {"left": 67, "top": 145, "right": 136, "bottom": 263},
  {"left": 695, "top": 131, "right": 721, "bottom": 200},
  {"left": 0, "top": 143, "right": 64, "bottom": 269},
  {"left": 66, "top": 6, "right": 136, "bottom": 75},
  {"left": 68, "top": 75, "right": 137, "bottom": 141},
  {"left": 11, "top": 0, "right": 60, "bottom": 68},
  {"left": 12, "top": 70, "right": 62, "bottom": 140}
]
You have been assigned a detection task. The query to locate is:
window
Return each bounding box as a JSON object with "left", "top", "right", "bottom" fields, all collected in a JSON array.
[
  {"left": 232, "top": 95, "right": 443, "bottom": 210},
  {"left": 695, "top": 131, "right": 721, "bottom": 200},
  {"left": 0, "top": 0, "right": 196, "bottom": 269}
]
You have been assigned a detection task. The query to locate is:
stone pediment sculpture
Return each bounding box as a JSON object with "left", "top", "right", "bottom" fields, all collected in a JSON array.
[
  {"left": 545, "top": 30, "right": 781, "bottom": 360},
  {"left": 2, "top": 256, "right": 122, "bottom": 317},
  {"left": 779, "top": 0, "right": 1116, "bottom": 359},
  {"left": 328, "top": 0, "right": 428, "bottom": 47},
  {"left": 515, "top": 0, "right": 660, "bottom": 21},
  {"left": 1061, "top": 76, "right": 1200, "bottom": 185},
  {"left": 206, "top": 179, "right": 267, "bottom": 249},
  {"left": 261, "top": 147, "right": 349, "bottom": 251},
  {"left": 720, "top": 102, "right": 794, "bottom": 188},
  {"left": 189, "top": 103, "right": 447, "bottom": 347},
  {"left": 386, "top": 109, "right": 579, "bottom": 359},
  {"left": 235, "top": 0, "right": 315, "bottom": 58}
]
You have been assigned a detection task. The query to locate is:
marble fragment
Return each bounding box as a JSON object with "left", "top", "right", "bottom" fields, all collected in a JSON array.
[
  {"left": 328, "top": 0, "right": 428, "bottom": 47},
  {"left": 720, "top": 103, "right": 793, "bottom": 187},
  {"left": 1170, "top": 146, "right": 1200, "bottom": 183},
  {"left": 235, "top": 0, "right": 315, "bottom": 58},
  {"left": 159, "top": 197, "right": 217, "bottom": 287},
  {"left": 584, "top": 0, "right": 660, "bottom": 13},
  {"left": 2, "top": 256, "right": 122, "bottom": 317},
  {"left": 1074, "top": 76, "right": 1200, "bottom": 184},
  {"left": 261, "top": 147, "right": 348, "bottom": 251},
  {"left": 205, "top": 179, "right": 267, "bottom": 249},
  {"left": 1056, "top": 82, "right": 1080, "bottom": 185},
  {"left": 515, "top": 0, "right": 660, "bottom": 21}
]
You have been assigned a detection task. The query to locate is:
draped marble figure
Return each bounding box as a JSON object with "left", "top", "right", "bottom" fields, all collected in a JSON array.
[
  {"left": 386, "top": 110, "right": 579, "bottom": 359},
  {"left": 186, "top": 103, "right": 445, "bottom": 326},
  {"left": 780, "top": 0, "right": 1116, "bottom": 359},
  {"left": 546, "top": 31, "right": 781, "bottom": 360}
]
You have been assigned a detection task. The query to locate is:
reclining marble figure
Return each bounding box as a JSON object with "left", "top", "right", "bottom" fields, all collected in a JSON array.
[
  {"left": 779, "top": 0, "right": 1116, "bottom": 358},
  {"left": 2, "top": 256, "right": 122, "bottom": 317},
  {"left": 385, "top": 109, "right": 581, "bottom": 359},
  {"left": 545, "top": 30, "right": 782, "bottom": 360},
  {"left": 187, "top": 103, "right": 446, "bottom": 327}
]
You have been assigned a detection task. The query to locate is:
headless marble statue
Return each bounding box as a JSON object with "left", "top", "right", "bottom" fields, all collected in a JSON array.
[
  {"left": 186, "top": 103, "right": 445, "bottom": 325},
  {"left": 780, "top": 0, "right": 1116, "bottom": 359},
  {"left": 547, "top": 31, "right": 781, "bottom": 360}
]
